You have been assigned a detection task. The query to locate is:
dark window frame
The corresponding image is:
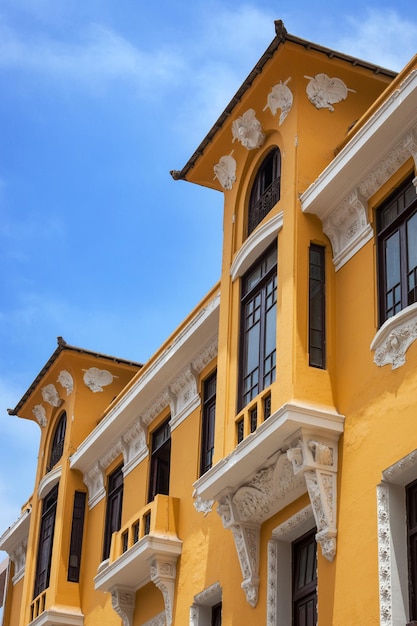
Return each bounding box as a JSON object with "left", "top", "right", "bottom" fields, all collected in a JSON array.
[
  {"left": 238, "top": 242, "right": 277, "bottom": 411},
  {"left": 200, "top": 371, "right": 217, "bottom": 476},
  {"left": 407, "top": 478, "right": 417, "bottom": 621},
  {"left": 248, "top": 147, "right": 281, "bottom": 236},
  {"left": 33, "top": 484, "right": 58, "bottom": 598},
  {"left": 102, "top": 464, "right": 124, "bottom": 560},
  {"left": 377, "top": 175, "right": 417, "bottom": 325},
  {"left": 211, "top": 601, "right": 222, "bottom": 626},
  {"left": 67, "top": 491, "right": 86, "bottom": 583},
  {"left": 292, "top": 529, "right": 317, "bottom": 626},
  {"left": 47, "top": 411, "right": 67, "bottom": 472},
  {"left": 309, "top": 244, "right": 326, "bottom": 369},
  {"left": 148, "top": 418, "right": 171, "bottom": 503}
]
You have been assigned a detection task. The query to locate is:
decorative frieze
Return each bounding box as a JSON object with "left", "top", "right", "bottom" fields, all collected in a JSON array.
[{"left": 322, "top": 188, "right": 373, "bottom": 270}]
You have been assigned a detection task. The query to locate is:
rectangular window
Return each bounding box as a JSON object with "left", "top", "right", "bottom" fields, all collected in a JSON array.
[
  {"left": 309, "top": 244, "right": 326, "bottom": 369},
  {"left": 263, "top": 394, "right": 271, "bottom": 420},
  {"left": 200, "top": 371, "right": 217, "bottom": 476},
  {"left": 211, "top": 602, "right": 222, "bottom": 626},
  {"left": 67, "top": 491, "right": 86, "bottom": 582},
  {"left": 292, "top": 529, "right": 317, "bottom": 626},
  {"left": 250, "top": 406, "right": 258, "bottom": 433},
  {"left": 148, "top": 418, "right": 171, "bottom": 502},
  {"left": 34, "top": 484, "right": 58, "bottom": 598},
  {"left": 102, "top": 465, "right": 124, "bottom": 560},
  {"left": 377, "top": 176, "right": 417, "bottom": 324},
  {"left": 239, "top": 243, "right": 277, "bottom": 410},
  {"left": 237, "top": 418, "right": 244, "bottom": 444}
]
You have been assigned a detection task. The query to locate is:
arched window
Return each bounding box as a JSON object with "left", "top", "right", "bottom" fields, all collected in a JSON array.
[
  {"left": 248, "top": 147, "right": 281, "bottom": 236},
  {"left": 47, "top": 412, "right": 66, "bottom": 472}
]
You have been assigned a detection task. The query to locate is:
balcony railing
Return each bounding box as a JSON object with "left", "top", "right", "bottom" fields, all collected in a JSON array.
[
  {"left": 95, "top": 494, "right": 182, "bottom": 593},
  {"left": 30, "top": 591, "right": 46, "bottom": 621}
]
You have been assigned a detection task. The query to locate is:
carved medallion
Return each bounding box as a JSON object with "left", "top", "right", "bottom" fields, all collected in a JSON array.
[
  {"left": 83, "top": 367, "right": 116, "bottom": 392},
  {"left": 232, "top": 109, "right": 265, "bottom": 150},
  {"left": 213, "top": 152, "right": 237, "bottom": 190},
  {"left": 305, "top": 73, "right": 354, "bottom": 111},
  {"left": 264, "top": 78, "right": 293, "bottom": 125}
]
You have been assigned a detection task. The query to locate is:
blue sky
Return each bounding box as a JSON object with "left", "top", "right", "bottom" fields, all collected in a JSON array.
[{"left": 0, "top": 0, "right": 416, "bottom": 562}]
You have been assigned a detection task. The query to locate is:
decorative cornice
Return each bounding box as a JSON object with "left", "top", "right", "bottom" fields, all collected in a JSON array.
[
  {"left": 371, "top": 302, "right": 417, "bottom": 369},
  {"left": 301, "top": 68, "right": 417, "bottom": 271}
]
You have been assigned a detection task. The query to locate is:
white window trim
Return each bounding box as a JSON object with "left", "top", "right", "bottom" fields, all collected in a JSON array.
[
  {"left": 377, "top": 448, "right": 417, "bottom": 625},
  {"left": 267, "top": 505, "right": 315, "bottom": 626},
  {"left": 190, "top": 581, "right": 222, "bottom": 626}
]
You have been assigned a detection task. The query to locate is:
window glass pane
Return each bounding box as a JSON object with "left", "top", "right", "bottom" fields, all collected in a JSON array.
[
  {"left": 407, "top": 212, "right": 417, "bottom": 274},
  {"left": 385, "top": 231, "right": 400, "bottom": 291}
]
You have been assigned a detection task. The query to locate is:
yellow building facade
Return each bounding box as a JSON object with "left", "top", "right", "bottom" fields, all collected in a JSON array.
[{"left": 1, "top": 20, "right": 417, "bottom": 626}]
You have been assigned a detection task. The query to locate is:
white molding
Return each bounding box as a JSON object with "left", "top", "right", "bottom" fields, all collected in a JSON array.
[
  {"left": 70, "top": 296, "right": 219, "bottom": 478},
  {"left": 111, "top": 586, "right": 135, "bottom": 626},
  {"left": 190, "top": 582, "right": 222, "bottom": 626},
  {"left": 371, "top": 303, "right": 417, "bottom": 369},
  {"left": 0, "top": 508, "right": 31, "bottom": 585},
  {"left": 29, "top": 606, "right": 84, "bottom": 626},
  {"left": 301, "top": 70, "right": 417, "bottom": 270},
  {"left": 193, "top": 401, "right": 344, "bottom": 503},
  {"left": 95, "top": 535, "right": 182, "bottom": 626},
  {"left": 230, "top": 212, "right": 283, "bottom": 281},
  {"left": 38, "top": 466, "right": 62, "bottom": 500},
  {"left": 142, "top": 612, "right": 166, "bottom": 626}
]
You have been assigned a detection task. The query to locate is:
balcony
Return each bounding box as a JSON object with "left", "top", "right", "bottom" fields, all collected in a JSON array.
[
  {"left": 94, "top": 495, "right": 182, "bottom": 626},
  {"left": 193, "top": 400, "right": 344, "bottom": 607}
]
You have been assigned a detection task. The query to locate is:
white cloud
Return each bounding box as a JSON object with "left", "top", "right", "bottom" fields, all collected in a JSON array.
[
  {"left": 0, "top": 21, "right": 185, "bottom": 94},
  {"left": 337, "top": 9, "right": 417, "bottom": 71}
]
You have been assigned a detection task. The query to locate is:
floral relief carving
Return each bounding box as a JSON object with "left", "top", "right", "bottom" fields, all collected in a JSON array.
[
  {"left": 83, "top": 461, "right": 105, "bottom": 508},
  {"left": 111, "top": 586, "right": 135, "bottom": 626},
  {"left": 57, "top": 369, "right": 74, "bottom": 395},
  {"left": 264, "top": 78, "right": 293, "bottom": 125},
  {"left": 193, "top": 495, "right": 214, "bottom": 516},
  {"left": 83, "top": 367, "right": 117, "bottom": 392},
  {"left": 191, "top": 338, "right": 218, "bottom": 373},
  {"left": 232, "top": 109, "right": 265, "bottom": 150},
  {"left": 377, "top": 484, "right": 392, "bottom": 625},
  {"left": 149, "top": 557, "right": 178, "bottom": 626},
  {"left": 305, "top": 73, "right": 354, "bottom": 111},
  {"left": 286, "top": 433, "right": 338, "bottom": 561},
  {"left": 371, "top": 302, "right": 417, "bottom": 369},
  {"left": 214, "top": 153, "right": 237, "bottom": 190},
  {"left": 32, "top": 405, "right": 47, "bottom": 428},
  {"left": 41, "top": 383, "right": 62, "bottom": 407}
]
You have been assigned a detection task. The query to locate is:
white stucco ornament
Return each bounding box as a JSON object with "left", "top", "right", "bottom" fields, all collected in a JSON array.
[
  {"left": 213, "top": 152, "right": 237, "bottom": 190},
  {"left": 83, "top": 367, "right": 116, "bottom": 393},
  {"left": 232, "top": 109, "right": 265, "bottom": 150},
  {"left": 264, "top": 78, "right": 293, "bottom": 125},
  {"left": 305, "top": 73, "right": 354, "bottom": 111},
  {"left": 41, "top": 383, "right": 62, "bottom": 407},
  {"left": 57, "top": 369, "right": 74, "bottom": 395},
  {"left": 33, "top": 405, "right": 47, "bottom": 428}
]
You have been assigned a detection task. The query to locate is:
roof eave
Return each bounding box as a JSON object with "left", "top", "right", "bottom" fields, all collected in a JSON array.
[{"left": 170, "top": 19, "right": 397, "bottom": 183}]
